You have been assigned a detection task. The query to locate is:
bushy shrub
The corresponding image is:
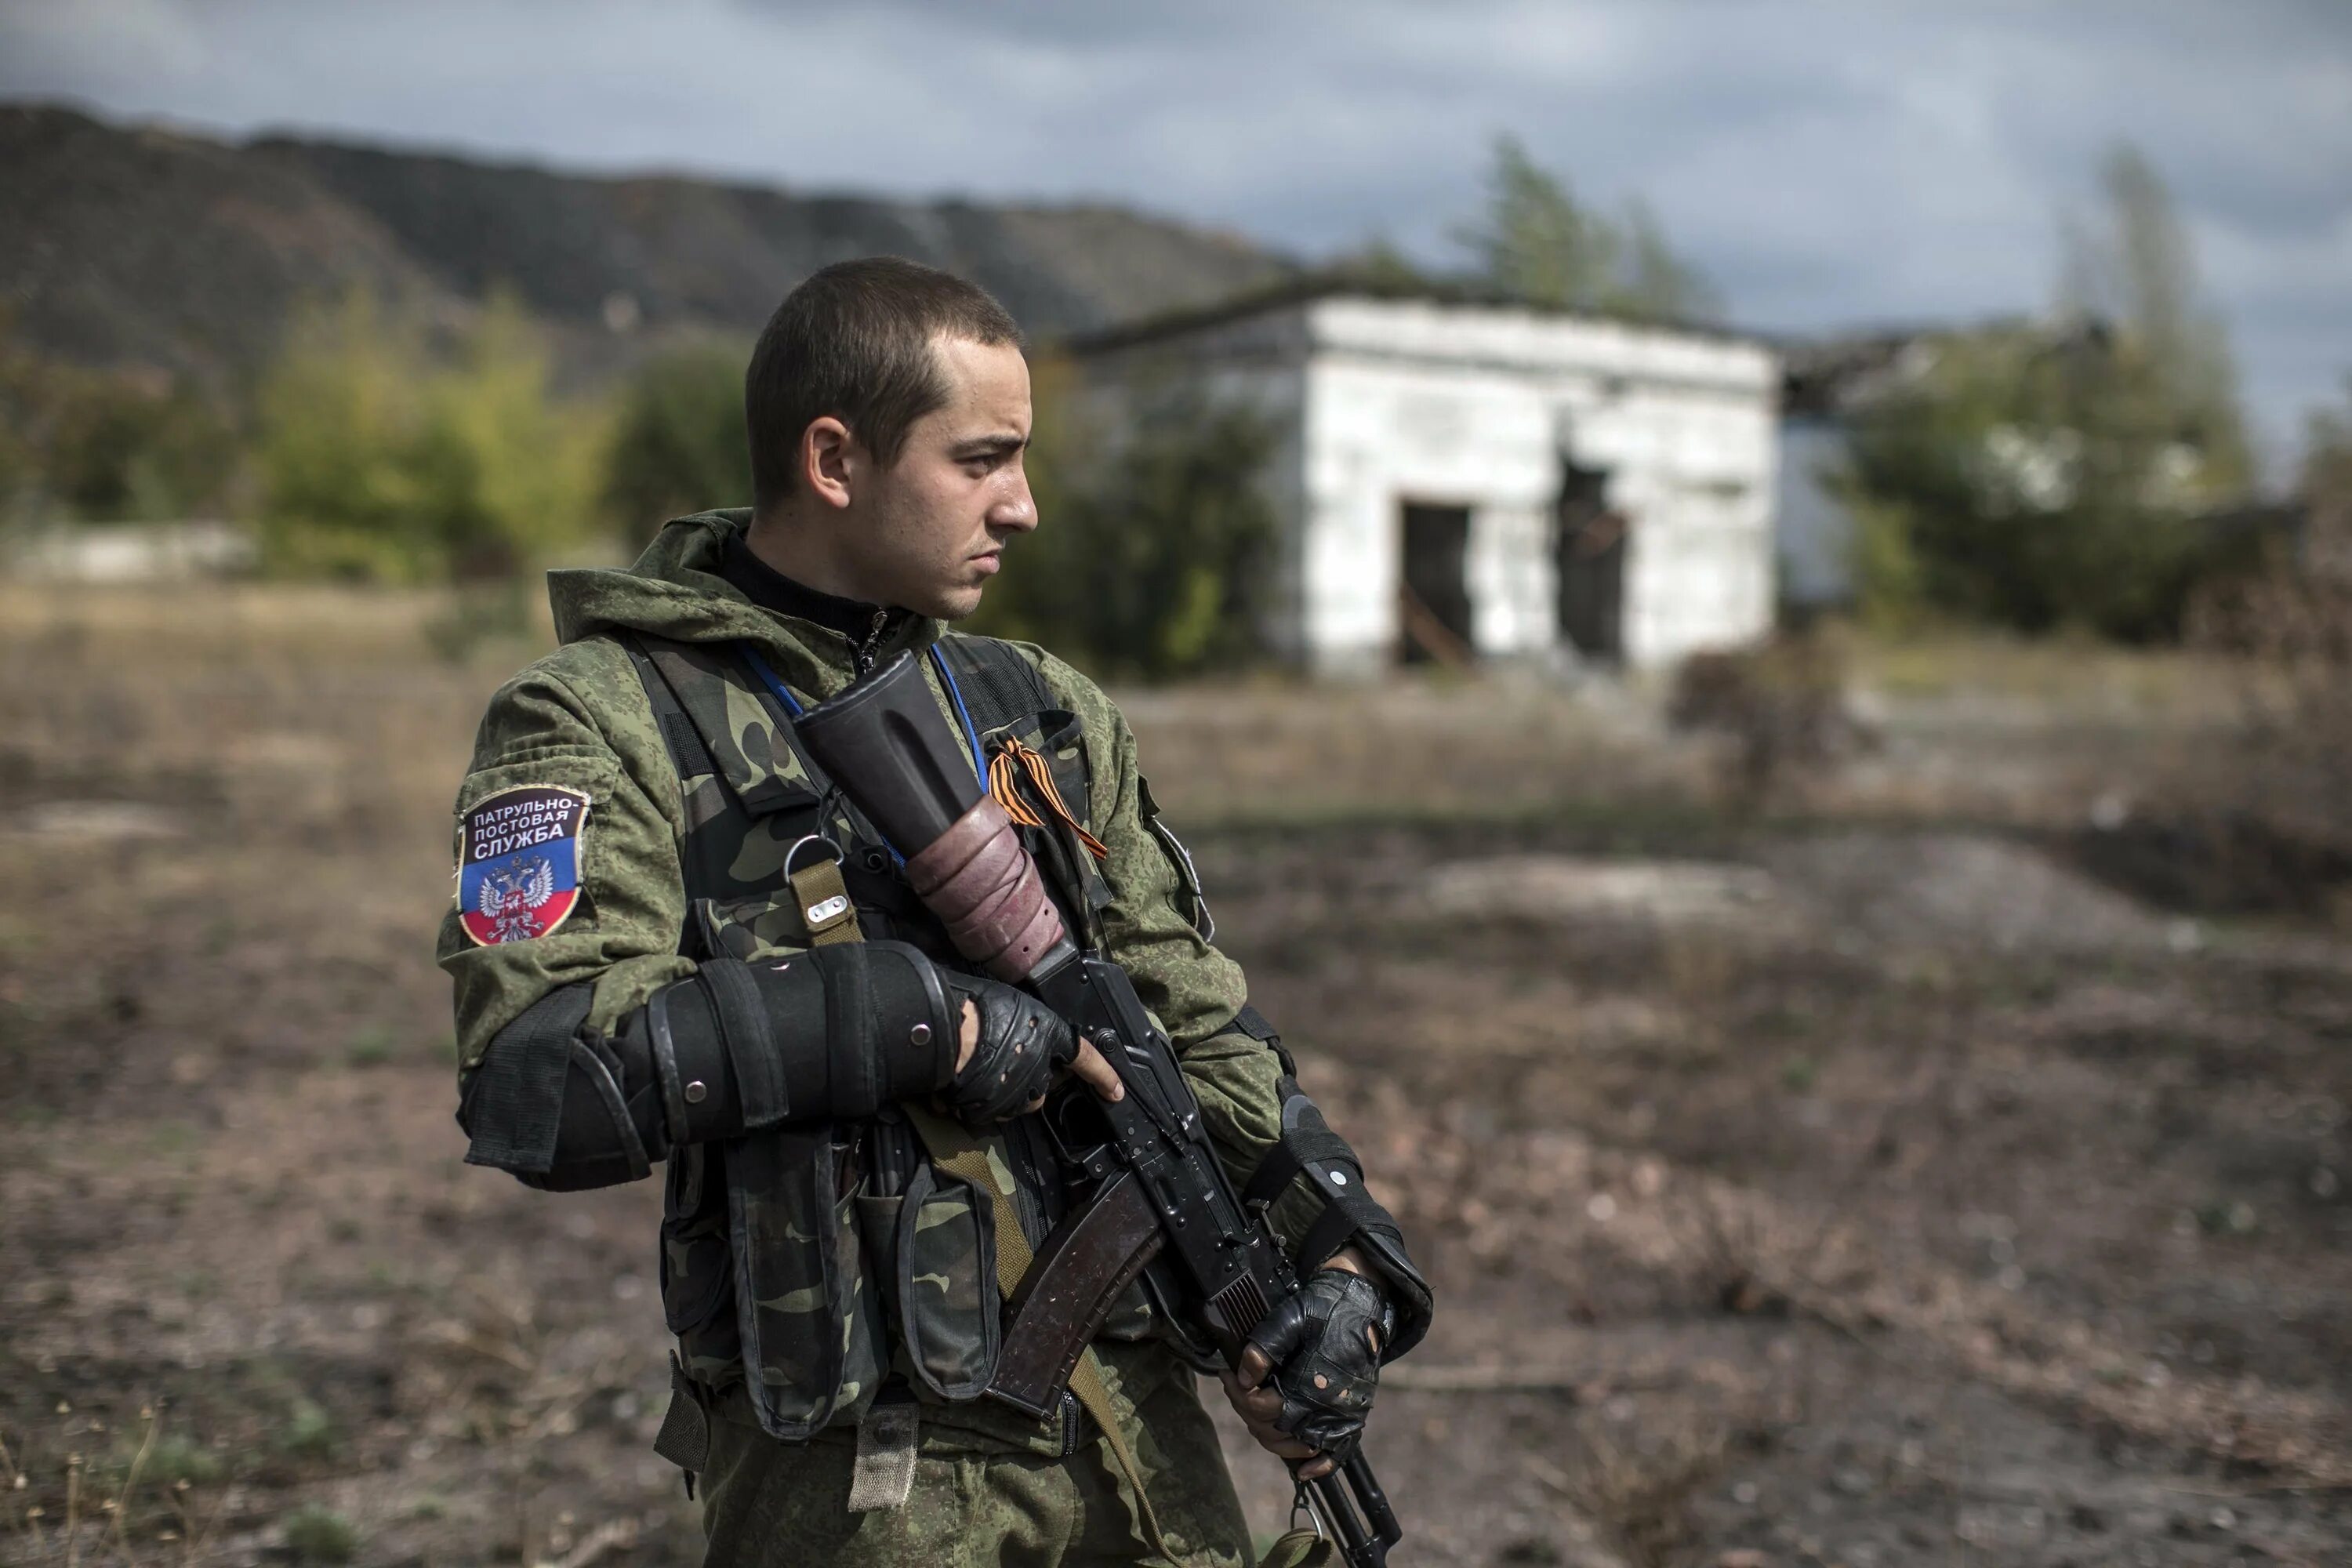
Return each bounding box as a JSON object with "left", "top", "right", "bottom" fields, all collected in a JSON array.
[
  {"left": 252, "top": 292, "right": 604, "bottom": 583},
  {"left": 44, "top": 372, "right": 238, "bottom": 521},
  {"left": 2170, "top": 385, "right": 2352, "bottom": 907},
  {"left": 1838, "top": 329, "right": 2257, "bottom": 642},
  {"left": 0, "top": 313, "right": 237, "bottom": 523},
  {"left": 1668, "top": 629, "right": 1871, "bottom": 808},
  {"left": 2062, "top": 389, "right": 2352, "bottom": 923},
  {"left": 973, "top": 362, "right": 1279, "bottom": 681},
  {"left": 1838, "top": 147, "right": 2259, "bottom": 643},
  {"left": 281, "top": 1502, "right": 358, "bottom": 1564},
  {"left": 603, "top": 342, "right": 750, "bottom": 539}
]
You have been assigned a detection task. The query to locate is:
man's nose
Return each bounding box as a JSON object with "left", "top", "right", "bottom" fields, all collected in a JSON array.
[{"left": 992, "top": 476, "right": 1039, "bottom": 534}]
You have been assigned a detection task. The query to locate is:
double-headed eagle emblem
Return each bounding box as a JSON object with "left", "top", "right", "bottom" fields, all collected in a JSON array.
[
  {"left": 477, "top": 853, "right": 557, "bottom": 944},
  {"left": 456, "top": 782, "right": 588, "bottom": 949}
]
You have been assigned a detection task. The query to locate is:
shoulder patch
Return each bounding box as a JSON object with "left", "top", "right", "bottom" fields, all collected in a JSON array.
[{"left": 457, "top": 784, "right": 590, "bottom": 946}]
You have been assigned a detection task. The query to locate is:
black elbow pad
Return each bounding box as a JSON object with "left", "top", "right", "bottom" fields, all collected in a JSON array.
[
  {"left": 622, "top": 941, "right": 960, "bottom": 1146},
  {"left": 459, "top": 984, "right": 655, "bottom": 1189}
]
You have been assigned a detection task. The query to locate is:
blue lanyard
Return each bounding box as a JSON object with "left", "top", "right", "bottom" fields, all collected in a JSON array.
[
  {"left": 739, "top": 643, "right": 989, "bottom": 788},
  {"left": 931, "top": 647, "right": 990, "bottom": 787},
  {"left": 739, "top": 644, "right": 807, "bottom": 717}
]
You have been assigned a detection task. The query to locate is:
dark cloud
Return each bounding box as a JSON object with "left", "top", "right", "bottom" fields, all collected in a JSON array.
[{"left": 2, "top": 0, "right": 2345, "bottom": 465}]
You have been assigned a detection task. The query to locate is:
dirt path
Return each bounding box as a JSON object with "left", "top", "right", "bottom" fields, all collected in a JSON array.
[{"left": 5, "top": 590, "right": 2348, "bottom": 1567}]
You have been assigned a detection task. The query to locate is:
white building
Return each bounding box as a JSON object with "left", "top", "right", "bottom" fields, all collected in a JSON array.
[{"left": 1069, "top": 284, "right": 1781, "bottom": 675}]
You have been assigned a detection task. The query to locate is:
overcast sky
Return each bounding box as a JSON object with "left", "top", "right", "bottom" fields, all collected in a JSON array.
[{"left": 5, "top": 0, "right": 2347, "bottom": 474}]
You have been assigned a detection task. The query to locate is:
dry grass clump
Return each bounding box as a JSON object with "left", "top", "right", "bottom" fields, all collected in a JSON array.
[
  {"left": 2158, "top": 486, "right": 2352, "bottom": 919},
  {"left": 1667, "top": 628, "right": 1875, "bottom": 810}
]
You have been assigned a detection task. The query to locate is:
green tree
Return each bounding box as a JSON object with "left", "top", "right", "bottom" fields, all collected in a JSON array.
[
  {"left": 1455, "top": 135, "right": 1718, "bottom": 322},
  {"left": 0, "top": 314, "right": 43, "bottom": 519},
  {"left": 44, "top": 373, "right": 237, "bottom": 521},
  {"left": 603, "top": 343, "right": 751, "bottom": 537},
  {"left": 1327, "top": 234, "right": 1437, "bottom": 292},
  {"left": 1839, "top": 145, "right": 2255, "bottom": 641},
  {"left": 0, "top": 311, "right": 236, "bottom": 524},
  {"left": 251, "top": 292, "right": 429, "bottom": 579},
  {"left": 2304, "top": 378, "right": 2352, "bottom": 516},
  {"left": 422, "top": 302, "right": 608, "bottom": 576},
  {"left": 2060, "top": 143, "right": 2250, "bottom": 486},
  {"left": 1620, "top": 196, "right": 1722, "bottom": 325},
  {"left": 253, "top": 292, "right": 604, "bottom": 583}
]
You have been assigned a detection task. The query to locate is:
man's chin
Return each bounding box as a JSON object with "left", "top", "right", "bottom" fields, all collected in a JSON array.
[{"left": 929, "top": 584, "right": 988, "bottom": 622}]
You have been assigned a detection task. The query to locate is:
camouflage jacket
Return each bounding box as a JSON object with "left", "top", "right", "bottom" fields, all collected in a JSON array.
[{"left": 439, "top": 511, "right": 1326, "bottom": 1458}]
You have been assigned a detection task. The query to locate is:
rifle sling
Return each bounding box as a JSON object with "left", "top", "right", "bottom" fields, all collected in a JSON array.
[
  {"left": 989, "top": 1168, "right": 1165, "bottom": 1416},
  {"left": 901, "top": 1101, "right": 1171, "bottom": 1559}
]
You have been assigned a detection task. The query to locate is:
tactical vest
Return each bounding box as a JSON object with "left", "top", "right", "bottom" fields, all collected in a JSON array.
[{"left": 619, "top": 631, "right": 1200, "bottom": 1443}]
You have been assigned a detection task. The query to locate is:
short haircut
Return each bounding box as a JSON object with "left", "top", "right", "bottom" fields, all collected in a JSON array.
[{"left": 745, "top": 257, "right": 1022, "bottom": 508}]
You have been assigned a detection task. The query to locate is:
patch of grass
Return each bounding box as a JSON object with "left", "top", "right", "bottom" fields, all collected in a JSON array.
[
  {"left": 148, "top": 1120, "right": 201, "bottom": 1156},
  {"left": 283, "top": 1502, "right": 359, "bottom": 1564},
  {"left": 408, "top": 1493, "right": 449, "bottom": 1521},
  {"left": 143, "top": 1431, "right": 224, "bottom": 1487},
  {"left": 2195, "top": 1200, "right": 2259, "bottom": 1235},
  {"left": 1748, "top": 1003, "right": 1816, "bottom": 1039},
  {"left": 1853, "top": 630, "right": 2219, "bottom": 710},
  {"left": 345, "top": 1025, "right": 397, "bottom": 1069},
  {"left": 1560, "top": 1413, "right": 1730, "bottom": 1568},
  {"left": 1780, "top": 1054, "right": 1820, "bottom": 1094},
  {"left": 278, "top": 1397, "right": 339, "bottom": 1461}
]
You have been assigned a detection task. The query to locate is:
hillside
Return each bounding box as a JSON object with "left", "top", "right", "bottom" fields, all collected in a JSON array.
[{"left": 0, "top": 102, "right": 1292, "bottom": 384}]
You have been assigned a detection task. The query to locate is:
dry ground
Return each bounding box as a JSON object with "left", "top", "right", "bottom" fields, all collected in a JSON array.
[{"left": 2, "top": 586, "right": 2348, "bottom": 1568}]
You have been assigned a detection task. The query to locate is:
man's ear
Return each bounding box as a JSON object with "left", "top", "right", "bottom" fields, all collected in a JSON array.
[{"left": 800, "top": 416, "right": 858, "bottom": 511}]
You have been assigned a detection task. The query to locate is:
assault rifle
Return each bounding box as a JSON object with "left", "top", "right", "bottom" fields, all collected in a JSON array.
[{"left": 797, "top": 652, "right": 1402, "bottom": 1568}]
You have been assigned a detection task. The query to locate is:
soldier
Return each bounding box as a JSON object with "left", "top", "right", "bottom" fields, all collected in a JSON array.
[{"left": 440, "top": 257, "right": 1432, "bottom": 1566}]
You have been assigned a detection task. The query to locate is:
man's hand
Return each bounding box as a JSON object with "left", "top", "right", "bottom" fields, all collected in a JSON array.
[
  {"left": 941, "top": 992, "right": 1124, "bottom": 1128},
  {"left": 1219, "top": 1247, "right": 1386, "bottom": 1479}
]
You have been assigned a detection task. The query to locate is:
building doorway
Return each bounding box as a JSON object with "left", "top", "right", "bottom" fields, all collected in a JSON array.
[
  {"left": 1555, "top": 459, "right": 1624, "bottom": 661},
  {"left": 1399, "top": 502, "right": 1475, "bottom": 666}
]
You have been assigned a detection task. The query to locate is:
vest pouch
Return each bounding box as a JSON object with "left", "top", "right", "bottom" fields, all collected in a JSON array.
[
  {"left": 659, "top": 1144, "right": 742, "bottom": 1382},
  {"left": 726, "top": 1127, "right": 886, "bottom": 1439},
  {"left": 891, "top": 1160, "right": 1000, "bottom": 1401},
  {"left": 853, "top": 1190, "right": 904, "bottom": 1328}
]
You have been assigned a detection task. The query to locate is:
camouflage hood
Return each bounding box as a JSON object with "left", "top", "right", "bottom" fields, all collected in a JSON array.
[{"left": 546, "top": 509, "right": 942, "bottom": 701}]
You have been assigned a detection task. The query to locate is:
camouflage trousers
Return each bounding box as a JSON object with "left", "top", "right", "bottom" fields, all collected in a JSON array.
[{"left": 698, "top": 1365, "right": 1254, "bottom": 1568}]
